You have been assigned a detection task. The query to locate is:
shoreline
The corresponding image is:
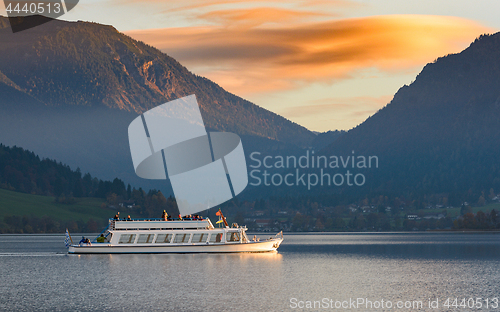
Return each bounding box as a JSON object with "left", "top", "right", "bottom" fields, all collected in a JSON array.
[{"left": 2, "top": 230, "right": 500, "bottom": 236}]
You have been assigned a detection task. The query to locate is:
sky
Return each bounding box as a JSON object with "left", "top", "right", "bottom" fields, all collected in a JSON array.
[{"left": 2, "top": 1, "right": 498, "bottom": 131}]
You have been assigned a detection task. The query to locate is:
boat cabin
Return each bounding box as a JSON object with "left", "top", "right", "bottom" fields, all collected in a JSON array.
[{"left": 104, "top": 218, "right": 249, "bottom": 246}]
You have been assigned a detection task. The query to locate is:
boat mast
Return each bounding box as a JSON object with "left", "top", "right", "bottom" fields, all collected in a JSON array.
[{"left": 217, "top": 208, "right": 229, "bottom": 227}]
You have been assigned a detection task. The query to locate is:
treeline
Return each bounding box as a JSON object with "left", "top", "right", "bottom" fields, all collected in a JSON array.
[
  {"left": 227, "top": 195, "right": 499, "bottom": 232},
  {"left": 0, "top": 144, "right": 129, "bottom": 199},
  {"left": 108, "top": 188, "right": 178, "bottom": 218},
  {"left": 0, "top": 215, "right": 102, "bottom": 234},
  {"left": 0, "top": 144, "right": 183, "bottom": 233},
  {"left": 453, "top": 210, "right": 500, "bottom": 230}
]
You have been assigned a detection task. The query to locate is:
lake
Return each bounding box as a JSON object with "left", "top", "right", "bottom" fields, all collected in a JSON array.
[{"left": 0, "top": 232, "right": 499, "bottom": 311}]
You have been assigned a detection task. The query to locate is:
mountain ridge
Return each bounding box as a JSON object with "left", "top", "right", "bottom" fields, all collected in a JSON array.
[
  {"left": 319, "top": 32, "right": 500, "bottom": 204},
  {"left": 0, "top": 16, "right": 326, "bottom": 196},
  {"left": 0, "top": 15, "right": 315, "bottom": 147}
]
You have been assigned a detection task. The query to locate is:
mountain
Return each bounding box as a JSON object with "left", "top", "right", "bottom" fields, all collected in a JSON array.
[
  {"left": 321, "top": 33, "right": 500, "bottom": 205},
  {"left": 0, "top": 15, "right": 319, "bottom": 195},
  {"left": 0, "top": 15, "right": 313, "bottom": 145}
]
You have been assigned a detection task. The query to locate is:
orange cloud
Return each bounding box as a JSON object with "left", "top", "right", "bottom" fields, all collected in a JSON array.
[
  {"left": 126, "top": 14, "right": 490, "bottom": 96},
  {"left": 198, "top": 7, "right": 333, "bottom": 28},
  {"left": 168, "top": 0, "right": 288, "bottom": 13},
  {"left": 111, "top": 0, "right": 290, "bottom": 12},
  {"left": 115, "top": 0, "right": 355, "bottom": 13}
]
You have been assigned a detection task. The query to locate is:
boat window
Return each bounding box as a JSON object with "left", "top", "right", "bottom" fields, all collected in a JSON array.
[
  {"left": 155, "top": 234, "right": 172, "bottom": 243},
  {"left": 226, "top": 232, "right": 240, "bottom": 242},
  {"left": 137, "top": 234, "right": 155, "bottom": 243},
  {"left": 209, "top": 233, "right": 223, "bottom": 243},
  {"left": 191, "top": 233, "right": 208, "bottom": 243},
  {"left": 173, "top": 233, "right": 190, "bottom": 243},
  {"left": 118, "top": 234, "right": 136, "bottom": 244}
]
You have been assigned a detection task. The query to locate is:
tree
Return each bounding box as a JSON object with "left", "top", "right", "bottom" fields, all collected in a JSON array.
[
  {"left": 86, "top": 218, "right": 99, "bottom": 233},
  {"left": 475, "top": 211, "right": 488, "bottom": 229},
  {"left": 478, "top": 195, "right": 486, "bottom": 206},
  {"left": 127, "top": 184, "right": 132, "bottom": 199},
  {"left": 462, "top": 213, "right": 476, "bottom": 229},
  {"left": 491, "top": 209, "right": 498, "bottom": 226}
]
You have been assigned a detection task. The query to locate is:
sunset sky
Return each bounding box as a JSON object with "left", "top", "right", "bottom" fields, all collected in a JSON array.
[{"left": 2, "top": 1, "right": 498, "bottom": 131}]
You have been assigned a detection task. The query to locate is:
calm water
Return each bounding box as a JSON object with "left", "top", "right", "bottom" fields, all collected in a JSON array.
[{"left": 0, "top": 233, "right": 499, "bottom": 311}]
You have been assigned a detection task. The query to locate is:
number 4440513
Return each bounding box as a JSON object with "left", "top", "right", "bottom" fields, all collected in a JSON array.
[
  {"left": 5, "top": 2, "right": 62, "bottom": 15},
  {"left": 444, "top": 298, "right": 498, "bottom": 309}
]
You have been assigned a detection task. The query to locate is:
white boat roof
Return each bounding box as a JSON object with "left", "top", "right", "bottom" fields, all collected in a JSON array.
[{"left": 112, "top": 219, "right": 213, "bottom": 230}]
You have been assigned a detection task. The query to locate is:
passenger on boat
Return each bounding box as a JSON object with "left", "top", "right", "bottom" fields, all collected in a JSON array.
[
  {"left": 114, "top": 212, "right": 120, "bottom": 220},
  {"left": 127, "top": 215, "right": 132, "bottom": 221},
  {"left": 215, "top": 233, "right": 222, "bottom": 243},
  {"left": 161, "top": 210, "right": 168, "bottom": 221},
  {"left": 80, "top": 237, "right": 91, "bottom": 246},
  {"left": 96, "top": 234, "right": 105, "bottom": 243},
  {"left": 178, "top": 214, "right": 183, "bottom": 220}
]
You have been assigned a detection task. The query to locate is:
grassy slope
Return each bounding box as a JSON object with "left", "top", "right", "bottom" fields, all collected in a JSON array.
[
  {"left": 0, "top": 188, "right": 111, "bottom": 222},
  {"left": 474, "top": 203, "right": 500, "bottom": 214}
]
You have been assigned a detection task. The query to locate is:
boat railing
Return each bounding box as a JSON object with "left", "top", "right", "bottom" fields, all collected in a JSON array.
[
  {"left": 273, "top": 231, "right": 283, "bottom": 240},
  {"left": 109, "top": 217, "right": 207, "bottom": 222}
]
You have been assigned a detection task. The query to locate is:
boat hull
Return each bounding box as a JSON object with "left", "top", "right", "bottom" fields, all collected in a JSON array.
[{"left": 68, "top": 238, "right": 282, "bottom": 254}]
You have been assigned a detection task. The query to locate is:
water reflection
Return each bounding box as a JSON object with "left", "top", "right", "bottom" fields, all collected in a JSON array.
[
  {"left": 281, "top": 233, "right": 500, "bottom": 260},
  {"left": 1, "top": 233, "right": 499, "bottom": 311}
]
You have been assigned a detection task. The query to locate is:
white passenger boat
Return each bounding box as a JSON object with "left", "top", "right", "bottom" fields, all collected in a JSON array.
[{"left": 66, "top": 211, "right": 283, "bottom": 254}]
